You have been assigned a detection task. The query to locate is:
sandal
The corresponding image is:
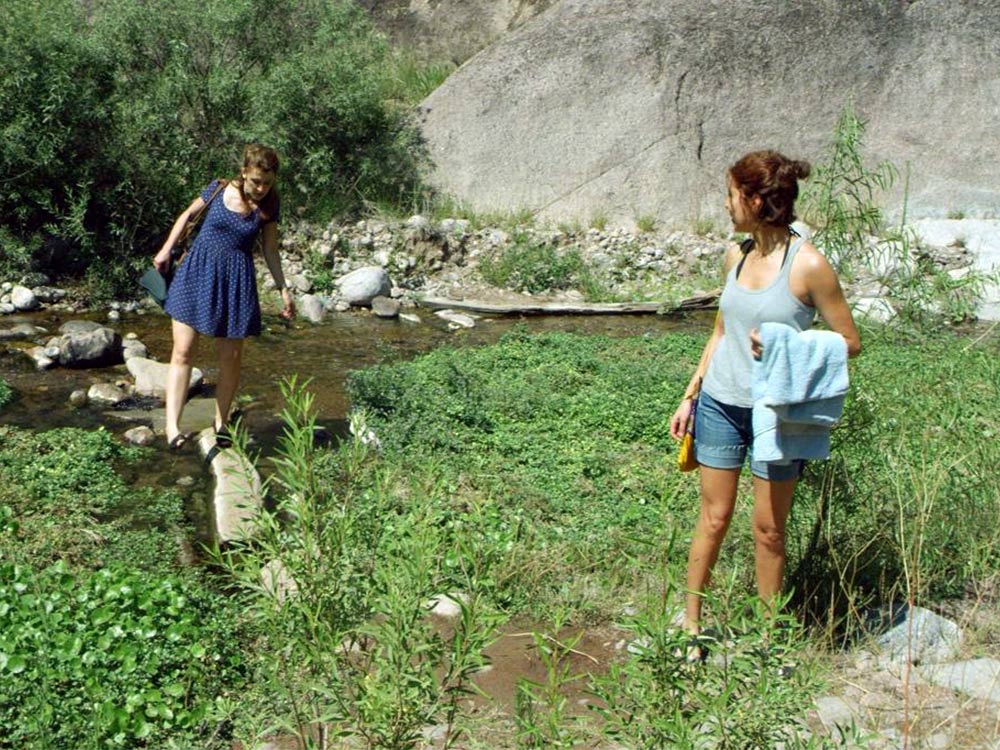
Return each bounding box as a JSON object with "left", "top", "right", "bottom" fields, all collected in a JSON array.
[
  {"left": 213, "top": 422, "right": 233, "bottom": 449},
  {"left": 168, "top": 431, "right": 196, "bottom": 452}
]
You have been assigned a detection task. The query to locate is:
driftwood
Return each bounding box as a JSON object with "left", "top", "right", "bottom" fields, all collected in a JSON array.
[{"left": 416, "top": 292, "right": 719, "bottom": 316}]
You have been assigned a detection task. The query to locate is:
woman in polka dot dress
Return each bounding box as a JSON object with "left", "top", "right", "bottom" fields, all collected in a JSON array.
[{"left": 153, "top": 144, "right": 296, "bottom": 451}]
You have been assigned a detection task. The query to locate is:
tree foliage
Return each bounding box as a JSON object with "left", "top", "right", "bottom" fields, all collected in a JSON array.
[{"left": 0, "top": 0, "right": 425, "bottom": 282}]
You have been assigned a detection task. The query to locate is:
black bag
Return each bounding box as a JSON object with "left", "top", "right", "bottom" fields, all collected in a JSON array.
[{"left": 139, "top": 180, "right": 226, "bottom": 308}]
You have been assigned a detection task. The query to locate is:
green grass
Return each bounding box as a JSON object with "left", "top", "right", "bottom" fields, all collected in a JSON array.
[{"left": 479, "top": 235, "right": 615, "bottom": 300}]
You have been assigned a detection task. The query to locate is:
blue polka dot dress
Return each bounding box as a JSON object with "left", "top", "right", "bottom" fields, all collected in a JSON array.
[{"left": 165, "top": 180, "right": 278, "bottom": 339}]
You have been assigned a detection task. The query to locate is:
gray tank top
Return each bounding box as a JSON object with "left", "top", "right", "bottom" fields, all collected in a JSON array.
[{"left": 702, "top": 236, "right": 816, "bottom": 408}]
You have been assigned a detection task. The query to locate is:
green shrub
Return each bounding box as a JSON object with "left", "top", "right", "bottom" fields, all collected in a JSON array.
[
  {"left": 0, "top": 561, "right": 245, "bottom": 749},
  {"left": 1, "top": 0, "right": 425, "bottom": 288},
  {"left": 0, "top": 380, "right": 13, "bottom": 411},
  {"left": 479, "top": 235, "right": 612, "bottom": 299}
]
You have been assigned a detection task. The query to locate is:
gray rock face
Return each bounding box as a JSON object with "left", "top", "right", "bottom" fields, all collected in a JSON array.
[
  {"left": 420, "top": 0, "right": 1000, "bottom": 226},
  {"left": 337, "top": 266, "right": 392, "bottom": 306},
  {"left": 361, "top": 0, "right": 553, "bottom": 64},
  {"left": 58, "top": 326, "right": 122, "bottom": 368}
]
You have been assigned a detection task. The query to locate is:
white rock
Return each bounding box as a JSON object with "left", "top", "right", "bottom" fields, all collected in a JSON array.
[
  {"left": 11, "top": 286, "right": 39, "bottom": 311},
  {"left": 336, "top": 266, "right": 392, "bottom": 306},
  {"left": 427, "top": 592, "right": 469, "bottom": 619},
  {"left": 124, "top": 426, "right": 156, "bottom": 446},
  {"left": 435, "top": 309, "right": 476, "bottom": 328},
  {"left": 297, "top": 294, "right": 326, "bottom": 324},
  {"left": 127, "top": 357, "right": 203, "bottom": 398}
]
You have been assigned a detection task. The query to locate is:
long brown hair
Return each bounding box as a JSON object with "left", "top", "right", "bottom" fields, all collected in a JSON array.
[
  {"left": 729, "top": 150, "right": 810, "bottom": 227},
  {"left": 235, "top": 144, "right": 280, "bottom": 222}
]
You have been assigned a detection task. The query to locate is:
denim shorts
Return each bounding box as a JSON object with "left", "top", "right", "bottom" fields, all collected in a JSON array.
[{"left": 694, "top": 390, "right": 803, "bottom": 481}]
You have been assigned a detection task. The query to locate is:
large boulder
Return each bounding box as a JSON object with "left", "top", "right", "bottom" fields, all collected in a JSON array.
[
  {"left": 337, "top": 266, "right": 392, "bottom": 306},
  {"left": 420, "top": 0, "right": 1000, "bottom": 226},
  {"left": 360, "top": 0, "right": 554, "bottom": 64},
  {"left": 58, "top": 326, "right": 122, "bottom": 368},
  {"left": 127, "top": 357, "right": 203, "bottom": 398}
]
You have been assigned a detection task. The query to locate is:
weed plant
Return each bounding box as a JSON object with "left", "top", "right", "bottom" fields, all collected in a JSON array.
[
  {"left": 479, "top": 234, "right": 613, "bottom": 300},
  {"left": 0, "top": 379, "right": 13, "bottom": 411},
  {"left": 215, "top": 378, "right": 502, "bottom": 749}
]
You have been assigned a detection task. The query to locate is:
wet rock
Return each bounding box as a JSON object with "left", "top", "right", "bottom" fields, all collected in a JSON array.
[
  {"left": 60, "top": 327, "right": 122, "bottom": 368},
  {"left": 27, "top": 347, "right": 56, "bottom": 370},
  {"left": 127, "top": 357, "right": 203, "bottom": 398},
  {"left": 121, "top": 338, "right": 148, "bottom": 361},
  {"left": 0, "top": 303, "right": 15, "bottom": 315},
  {"left": 399, "top": 312, "right": 421, "bottom": 324},
  {"left": 297, "top": 294, "right": 326, "bottom": 323},
  {"left": 435, "top": 309, "right": 476, "bottom": 328},
  {"left": 124, "top": 426, "right": 156, "bottom": 446},
  {"left": 68, "top": 389, "right": 89, "bottom": 408},
  {"left": 58, "top": 320, "right": 104, "bottom": 335},
  {"left": 337, "top": 266, "right": 392, "bottom": 306},
  {"left": 371, "top": 295, "right": 401, "bottom": 319},
  {"left": 107, "top": 310, "right": 121, "bottom": 323},
  {"left": 0, "top": 324, "right": 46, "bottom": 342},
  {"left": 88, "top": 382, "right": 129, "bottom": 405},
  {"left": 197, "top": 428, "right": 263, "bottom": 543}
]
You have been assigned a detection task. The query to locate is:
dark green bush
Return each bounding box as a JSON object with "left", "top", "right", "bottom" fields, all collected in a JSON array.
[
  {"left": 0, "top": 0, "right": 425, "bottom": 288},
  {"left": 0, "top": 380, "right": 13, "bottom": 411}
]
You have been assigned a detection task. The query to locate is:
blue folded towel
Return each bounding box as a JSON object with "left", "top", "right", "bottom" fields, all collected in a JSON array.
[{"left": 751, "top": 322, "right": 849, "bottom": 464}]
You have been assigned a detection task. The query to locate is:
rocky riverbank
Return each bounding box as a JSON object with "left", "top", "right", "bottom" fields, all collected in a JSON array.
[{"left": 9, "top": 214, "right": 986, "bottom": 324}]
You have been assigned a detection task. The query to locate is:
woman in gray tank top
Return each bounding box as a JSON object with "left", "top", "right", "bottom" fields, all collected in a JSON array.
[{"left": 668, "top": 150, "right": 861, "bottom": 658}]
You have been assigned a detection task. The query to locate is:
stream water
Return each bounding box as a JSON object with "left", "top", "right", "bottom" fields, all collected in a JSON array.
[{"left": 1, "top": 306, "right": 706, "bottom": 438}]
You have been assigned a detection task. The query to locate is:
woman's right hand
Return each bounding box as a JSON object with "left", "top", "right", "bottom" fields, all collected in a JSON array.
[
  {"left": 153, "top": 249, "right": 171, "bottom": 275},
  {"left": 669, "top": 399, "right": 694, "bottom": 441}
]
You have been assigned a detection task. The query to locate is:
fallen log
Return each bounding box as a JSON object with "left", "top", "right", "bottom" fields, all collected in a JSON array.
[{"left": 415, "top": 292, "right": 719, "bottom": 316}]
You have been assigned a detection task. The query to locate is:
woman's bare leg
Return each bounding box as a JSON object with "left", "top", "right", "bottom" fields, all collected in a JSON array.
[
  {"left": 165, "top": 320, "right": 199, "bottom": 442},
  {"left": 751, "top": 475, "right": 798, "bottom": 616},
  {"left": 685, "top": 466, "right": 741, "bottom": 634},
  {"left": 214, "top": 337, "right": 244, "bottom": 429}
]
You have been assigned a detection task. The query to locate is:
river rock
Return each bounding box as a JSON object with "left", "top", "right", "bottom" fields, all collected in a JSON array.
[
  {"left": 337, "top": 266, "right": 392, "bottom": 306},
  {"left": 68, "top": 389, "right": 89, "bottom": 408},
  {"left": 11, "top": 286, "right": 39, "bottom": 311},
  {"left": 127, "top": 357, "right": 203, "bottom": 398},
  {"left": 371, "top": 295, "right": 401, "bottom": 319},
  {"left": 32, "top": 286, "right": 67, "bottom": 304},
  {"left": 0, "top": 303, "right": 14, "bottom": 315},
  {"left": 58, "top": 320, "right": 104, "bottom": 335},
  {"left": 919, "top": 658, "right": 1000, "bottom": 702},
  {"left": 871, "top": 604, "right": 962, "bottom": 665},
  {"left": 0, "top": 324, "right": 46, "bottom": 342},
  {"left": 297, "top": 294, "right": 326, "bottom": 323},
  {"left": 26, "top": 347, "right": 56, "bottom": 370},
  {"left": 88, "top": 382, "right": 129, "bottom": 405},
  {"left": 435, "top": 309, "right": 477, "bottom": 328},
  {"left": 58, "top": 326, "right": 122, "bottom": 368},
  {"left": 427, "top": 592, "right": 469, "bottom": 619},
  {"left": 124, "top": 426, "right": 156, "bottom": 446},
  {"left": 121, "top": 338, "right": 148, "bottom": 361},
  {"left": 197, "top": 428, "right": 263, "bottom": 543}
]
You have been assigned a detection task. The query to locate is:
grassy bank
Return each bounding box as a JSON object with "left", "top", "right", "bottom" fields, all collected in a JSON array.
[{"left": 2, "top": 323, "right": 997, "bottom": 747}]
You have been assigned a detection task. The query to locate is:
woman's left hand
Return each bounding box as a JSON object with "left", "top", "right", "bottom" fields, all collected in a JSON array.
[
  {"left": 749, "top": 328, "right": 763, "bottom": 360},
  {"left": 280, "top": 288, "right": 296, "bottom": 320}
]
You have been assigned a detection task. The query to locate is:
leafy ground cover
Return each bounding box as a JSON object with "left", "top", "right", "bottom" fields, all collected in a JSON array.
[{"left": 2, "top": 322, "right": 997, "bottom": 748}]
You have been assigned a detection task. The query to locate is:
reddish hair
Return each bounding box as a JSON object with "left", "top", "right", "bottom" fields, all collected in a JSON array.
[
  {"left": 235, "top": 144, "right": 280, "bottom": 222},
  {"left": 729, "top": 150, "right": 810, "bottom": 227}
]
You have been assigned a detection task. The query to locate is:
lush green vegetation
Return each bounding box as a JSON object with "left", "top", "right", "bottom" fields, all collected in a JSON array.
[
  {"left": 0, "top": 427, "right": 248, "bottom": 747},
  {"left": 479, "top": 233, "right": 615, "bottom": 301},
  {"left": 0, "top": 379, "right": 13, "bottom": 411},
  {"left": 0, "top": 0, "right": 430, "bottom": 294},
  {"left": 3, "top": 323, "right": 997, "bottom": 747}
]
